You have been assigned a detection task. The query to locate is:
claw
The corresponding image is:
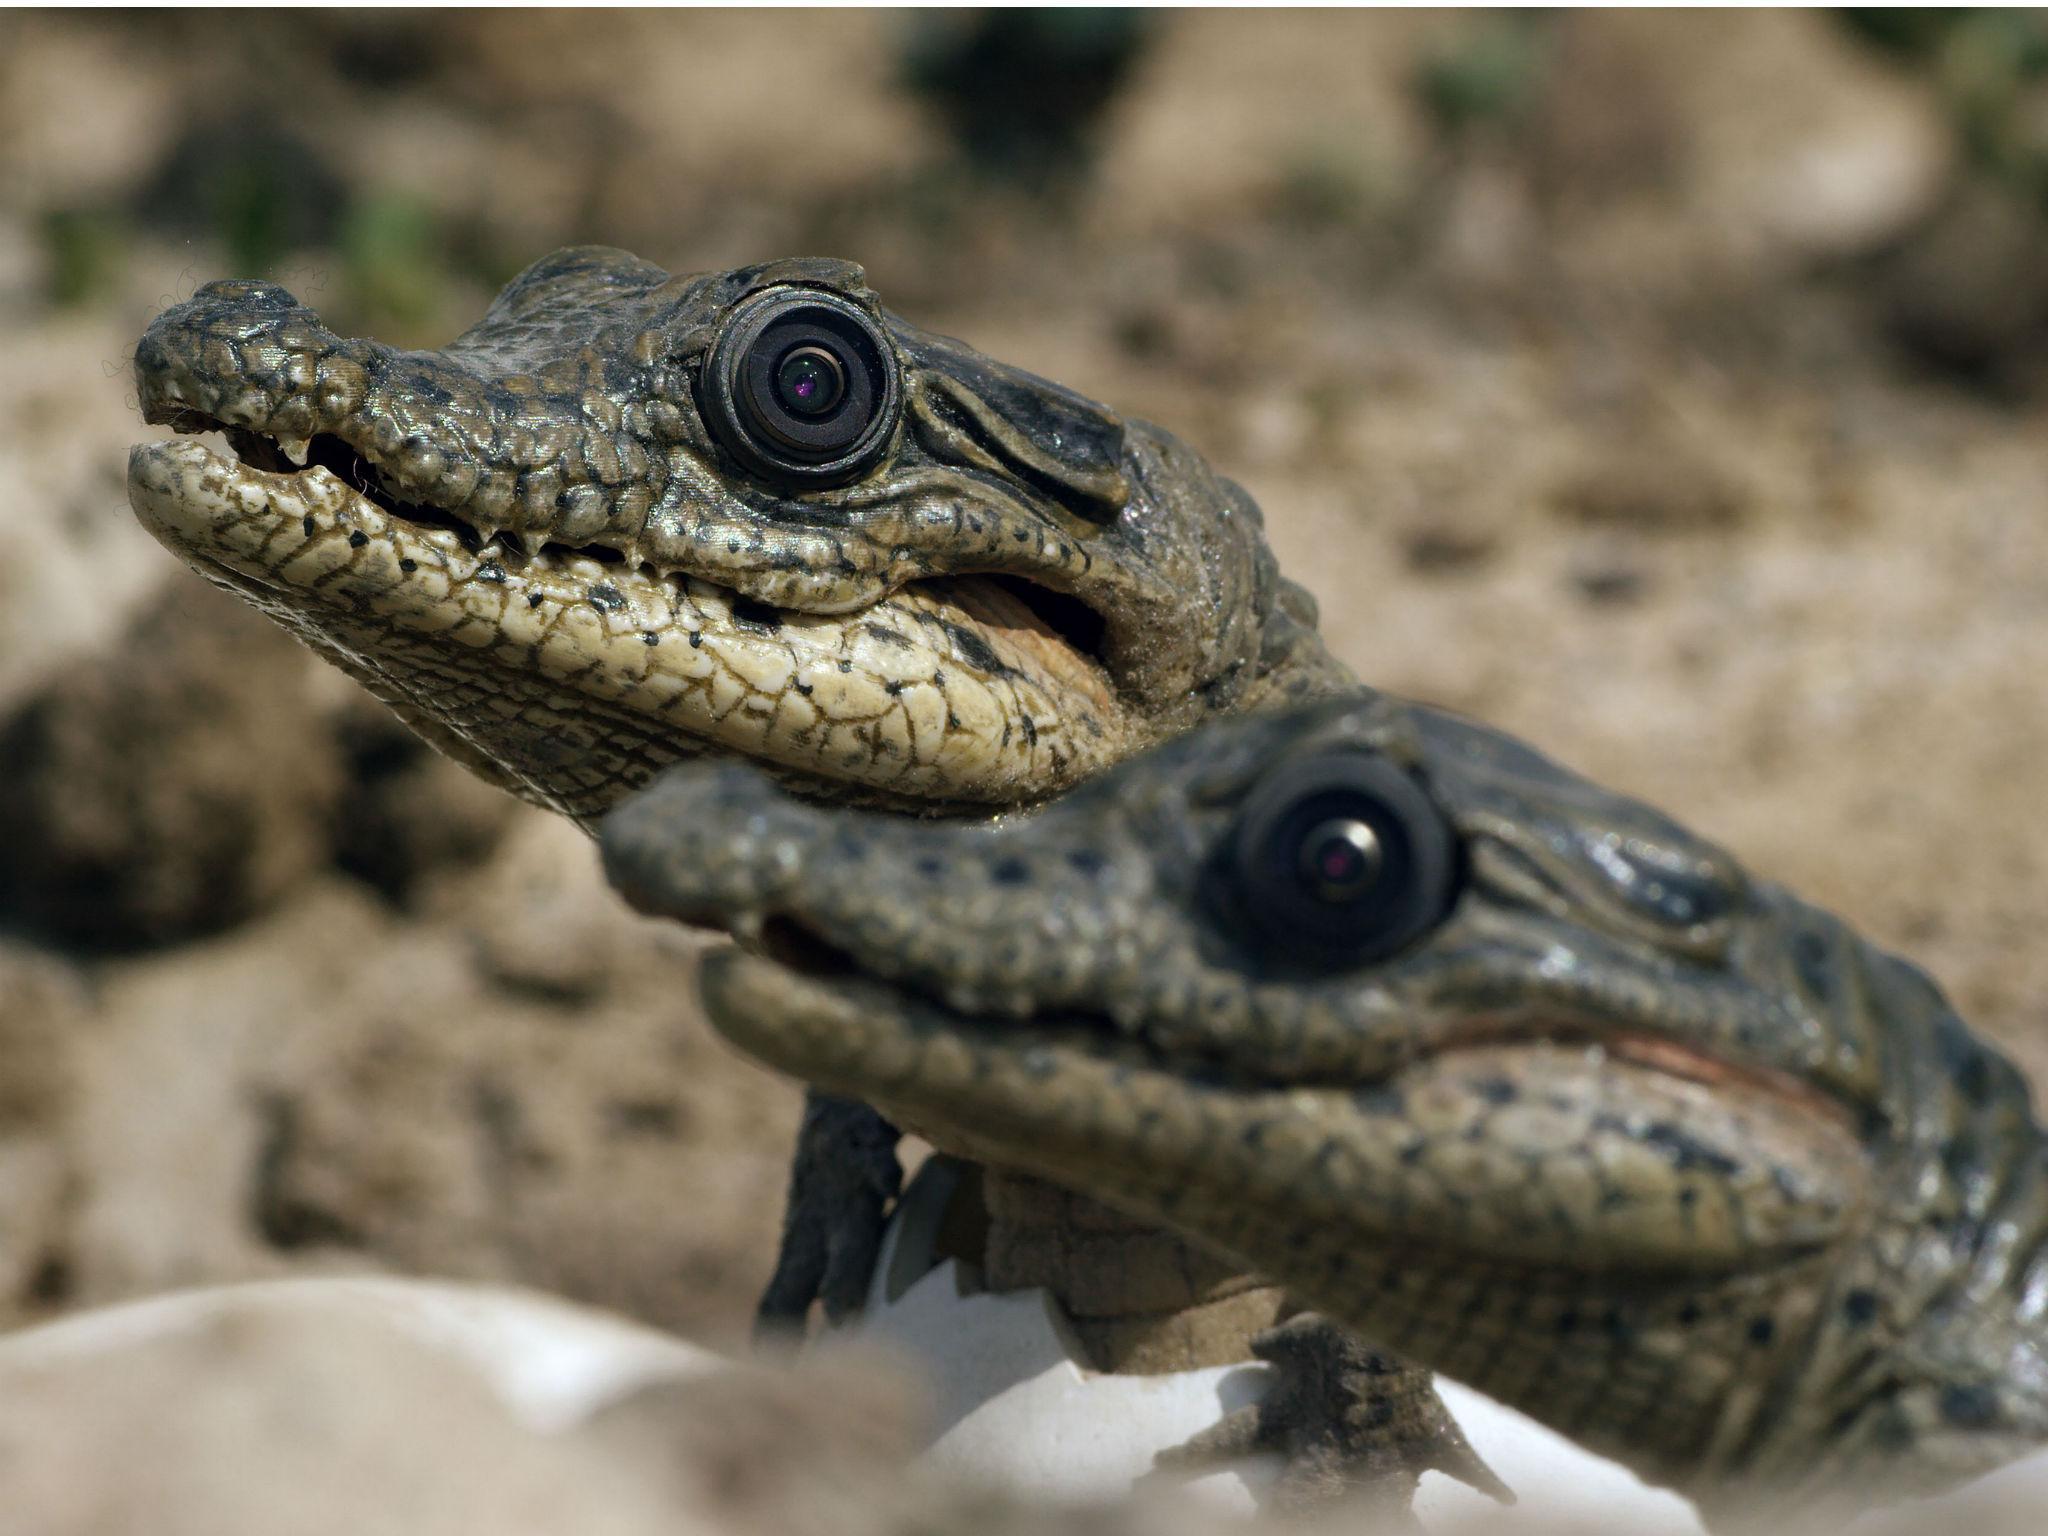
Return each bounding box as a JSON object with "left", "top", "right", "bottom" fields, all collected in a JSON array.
[{"left": 753, "top": 1093, "right": 903, "bottom": 1347}]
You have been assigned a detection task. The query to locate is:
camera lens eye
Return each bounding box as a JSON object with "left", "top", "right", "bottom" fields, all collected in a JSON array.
[
  {"left": 775, "top": 345, "right": 846, "bottom": 417},
  {"left": 1229, "top": 751, "right": 1457, "bottom": 967},
  {"left": 701, "top": 289, "right": 900, "bottom": 487},
  {"left": 1299, "top": 817, "right": 1383, "bottom": 900}
]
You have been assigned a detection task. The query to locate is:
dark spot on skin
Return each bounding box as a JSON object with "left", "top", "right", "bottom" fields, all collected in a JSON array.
[
  {"left": 727, "top": 540, "right": 740, "bottom": 554},
  {"left": 1020, "top": 717, "right": 1038, "bottom": 747},
  {"left": 477, "top": 561, "right": 506, "bottom": 583},
  {"left": 689, "top": 632, "right": 703, "bottom": 649},
  {"left": 1351, "top": 1081, "right": 1400, "bottom": 1122},
  {"left": 588, "top": 583, "right": 626, "bottom": 613},
  {"left": 1940, "top": 1384, "right": 1999, "bottom": 1429},
  {"left": 1792, "top": 927, "right": 1834, "bottom": 1002},
  {"left": 399, "top": 558, "right": 418, "bottom": 573},
  {"left": 1936, "top": 1013, "right": 1996, "bottom": 1107},
  {"left": 1604, "top": 1307, "right": 1631, "bottom": 1340},
  {"left": 941, "top": 620, "right": 1013, "bottom": 679},
  {"left": 932, "top": 670, "right": 945, "bottom": 687},
  {"left": 1874, "top": 1407, "right": 1917, "bottom": 1452},
  {"left": 1474, "top": 1076, "right": 1518, "bottom": 1106},
  {"left": 642, "top": 632, "right": 659, "bottom": 646},
  {"left": 947, "top": 713, "right": 961, "bottom": 729},
  {"left": 1398, "top": 1139, "right": 1426, "bottom": 1166},
  {"left": 1240, "top": 1123, "right": 1266, "bottom": 1150},
  {"left": 1748, "top": 1316, "right": 1776, "bottom": 1347},
  {"left": 731, "top": 595, "right": 781, "bottom": 632},
  {"left": 302, "top": 515, "right": 316, "bottom": 537},
  {"left": 885, "top": 681, "right": 903, "bottom": 696},
  {"left": 1842, "top": 1290, "right": 1878, "bottom": 1326},
  {"left": 1676, "top": 1302, "right": 1703, "bottom": 1327},
  {"left": 1678, "top": 1187, "right": 1699, "bottom": 1210},
  {"left": 1554, "top": 1310, "right": 1579, "bottom": 1336},
  {"left": 1640, "top": 1121, "right": 1741, "bottom": 1177},
  {"left": 1067, "top": 849, "right": 1107, "bottom": 876},
  {"left": 915, "top": 855, "right": 945, "bottom": 878},
  {"left": 1939, "top": 1134, "right": 1979, "bottom": 1195},
  {"left": 348, "top": 530, "right": 368, "bottom": 548},
  {"left": 990, "top": 858, "right": 1030, "bottom": 886},
  {"left": 1013, "top": 528, "right": 1030, "bottom": 542},
  {"left": 865, "top": 623, "right": 910, "bottom": 648},
  {"left": 528, "top": 594, "right": 544, "bottom": 609},
  {"left": 796, "top": 681, "right": 814, "bottom": 696},
  {"left": 837, "top": 659, "right": 852, "bottom": 673}
]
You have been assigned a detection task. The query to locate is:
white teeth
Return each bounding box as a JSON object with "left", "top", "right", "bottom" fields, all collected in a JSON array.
[
  {"left": 520, "top": 532, "right": 547, "bottom": 559},
  {"left": 278, "top": 436, "right": 311, "bottom": 467}
]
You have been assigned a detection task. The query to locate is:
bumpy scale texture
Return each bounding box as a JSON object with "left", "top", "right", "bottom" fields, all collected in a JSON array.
[{"left": 129, "top": 252, "right": 1344, "bottom": 822}]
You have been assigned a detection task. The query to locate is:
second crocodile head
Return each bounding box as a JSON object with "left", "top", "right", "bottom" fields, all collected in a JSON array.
[
  {"left": 128, "top": 250, "right": 1343, "bottom": 821},
  {"left": 601, "top": 694, "right": 2048, "bottom": 1521}
]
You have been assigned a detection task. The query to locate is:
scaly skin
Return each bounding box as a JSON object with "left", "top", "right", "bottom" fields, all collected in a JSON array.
[
  {"left": 601, "top": 693, "right": 2048, "bottom": 1527},
  {"left": 127, "top": 250, "right": 1343, "bottom": 821},
  {"left": 124, "top": 251, "right": 1438, "bottom": 1504}
]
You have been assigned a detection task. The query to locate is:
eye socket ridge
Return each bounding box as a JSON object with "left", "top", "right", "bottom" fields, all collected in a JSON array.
[
  {"left": 701, "top": 287, "right": 902, "bottom": 488},
  {"left": 1227, "top": 749, "right": 1460, "bottom": 968}
]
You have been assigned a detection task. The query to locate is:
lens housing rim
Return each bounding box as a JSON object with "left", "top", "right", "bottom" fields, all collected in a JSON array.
[
  {"left": 1229, "top": 750, "right": 1458, "bottom": 967},
  {"left": 702, "top": 288, "right": 901, "bottom": 488}
]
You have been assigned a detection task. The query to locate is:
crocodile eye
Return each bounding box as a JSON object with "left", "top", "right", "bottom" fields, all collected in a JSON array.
[
  {"left": 1230, "top": 751, "right": 1457, "bottom": 965},
  {"left": 702, "top": 289, "right": 900, "bottom": 487}
]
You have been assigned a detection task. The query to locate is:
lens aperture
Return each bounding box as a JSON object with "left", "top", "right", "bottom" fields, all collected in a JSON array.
[
  {"left": 1299, "top": 817, "right": 1383, "bottom": 901},
  {"left": 775, "top": 345, "right": 847, "bottom": 417}
]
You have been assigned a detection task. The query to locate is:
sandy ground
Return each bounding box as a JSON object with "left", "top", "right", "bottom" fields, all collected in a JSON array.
[{"left": 0, "top": 17, "right": 2043, "bottom": 1514}]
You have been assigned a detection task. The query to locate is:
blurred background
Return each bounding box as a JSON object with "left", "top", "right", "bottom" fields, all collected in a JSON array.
[{"left": 0, "top": 8, "right": 2045, "bottom": 1349}]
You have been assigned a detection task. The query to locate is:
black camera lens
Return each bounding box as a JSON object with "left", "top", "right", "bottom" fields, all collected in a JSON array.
[
  {"left": 701, "top": 288, "right": 900, "bottom": 487},
  {"left": 1229, "top": 751, "right": 1458, "bottom": 967},
  {"left": 775, "top": 345, "right": 847, "bottom": 418}
]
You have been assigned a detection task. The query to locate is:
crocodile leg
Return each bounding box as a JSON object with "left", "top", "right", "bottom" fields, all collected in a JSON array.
[
  {"left": 754, "top": 1092, "right": 904, "bottom": 1340},
  {"left": 1151, "top": 1312, "right": 1512, "bottom": 1520}
]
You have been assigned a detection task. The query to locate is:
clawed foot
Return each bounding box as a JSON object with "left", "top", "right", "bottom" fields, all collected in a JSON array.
[
  {"left": 1151, "top": 1312, "right": 1513, "bottom": 1523},
  {"left": 753, "top": 1092, "right": 903, "bottom": 1344}
]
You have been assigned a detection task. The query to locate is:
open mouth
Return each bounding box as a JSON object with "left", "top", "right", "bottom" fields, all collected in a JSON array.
[
  {"left": 127, "top": 416, "right": 1135, "bottom": 811},
  {"left": 702, "top": 945, "right": 1867, "bottom": 1274},
  {"left": 162, "top": 414, "right": 1115, "bottom": 670}
]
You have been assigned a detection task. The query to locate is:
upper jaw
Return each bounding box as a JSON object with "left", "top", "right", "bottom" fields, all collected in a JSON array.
[{"left": 125, "top": 261, "right": 1224, "bottom": 691}]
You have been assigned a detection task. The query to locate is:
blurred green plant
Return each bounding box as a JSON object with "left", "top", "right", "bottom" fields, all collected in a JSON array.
[
  {"left": 1415, "top": 15, "right": 1549, "bottom": 142},
  {"left": 1840, "top": 9, "right": 2048, "bottom": 210},
  {"left": 898, "top": 9, "right": 1152, "bottom": 192},
  {"left": 1274, "top": 140, "right": 1384, "bottom": 229},
  {"left": 339, "top": 194, "right": 447, "bottom": 339},
  {"left": 39, "top": 208, "right": 128, "bottom": 310}
]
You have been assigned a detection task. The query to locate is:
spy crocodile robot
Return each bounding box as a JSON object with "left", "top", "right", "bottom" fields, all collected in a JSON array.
[{"left": 601, "top": 692, "right": 2048, "bottom": 1529}]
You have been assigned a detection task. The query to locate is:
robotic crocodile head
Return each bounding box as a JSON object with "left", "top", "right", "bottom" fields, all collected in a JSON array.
[
  {"left": 128, "top": 249, "right": 1343, "bottom": 823},
  {"left": 602, "top": 692, "right": 2048, "bottom": 1524}
]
